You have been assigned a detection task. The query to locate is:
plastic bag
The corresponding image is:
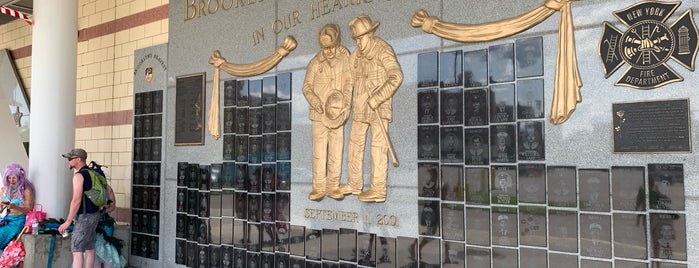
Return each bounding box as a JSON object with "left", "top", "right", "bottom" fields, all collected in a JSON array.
[{"left": 24, "top": 204, "right": 47, "bottom": 233}]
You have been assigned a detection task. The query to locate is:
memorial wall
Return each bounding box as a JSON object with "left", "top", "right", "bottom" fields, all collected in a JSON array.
[{"left": 130, "top": 0, "right": 698, "bottom": 267}]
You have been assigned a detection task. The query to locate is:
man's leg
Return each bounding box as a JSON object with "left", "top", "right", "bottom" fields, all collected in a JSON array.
[
  {"left": 85, "top": 249, "right": 96, "bottom": 267},
  {"left": 358, "top": 119, "right": 389, "bottom": 202},
  {"left": 309, "top": 122, "right": 329, "bottom": 201},
  {"left": 325, "top": 127, "right": 345, "bottom": 199},
  {"left": 71, "top": 252, "right": 83, "bottom": 268},
  {"left": 340, "top": 121, "right": 368, "bottom": 195}
]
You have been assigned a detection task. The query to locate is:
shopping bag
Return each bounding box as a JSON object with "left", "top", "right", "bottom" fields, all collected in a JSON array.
[
  {"left": 24, "top": 204, "right": 47, "bottom": 233},
  {"left": 0, "top": 226, "right": 28, "bottom": 268}
]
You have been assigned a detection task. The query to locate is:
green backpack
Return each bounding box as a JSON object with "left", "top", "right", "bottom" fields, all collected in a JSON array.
[{"left": 84, "top": 162, "right": 109, "bottom": 207}]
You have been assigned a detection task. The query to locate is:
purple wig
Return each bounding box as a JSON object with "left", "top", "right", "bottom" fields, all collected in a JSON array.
[{"left": 3, "top": 163, "right": 35, "bottom": 200}]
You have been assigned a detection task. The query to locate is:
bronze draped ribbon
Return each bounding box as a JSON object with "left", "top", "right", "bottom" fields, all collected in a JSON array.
[
  {"left": 411, "top": 0, "right": 582, "bottom": 124},
  {"left": 207, "top": 36, "right": 297, "bottom": 139}
]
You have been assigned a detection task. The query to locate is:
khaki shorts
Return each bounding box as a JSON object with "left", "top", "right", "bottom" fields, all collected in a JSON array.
[{"left": 71, "top": 212, "right": 100, "bottom": 252}]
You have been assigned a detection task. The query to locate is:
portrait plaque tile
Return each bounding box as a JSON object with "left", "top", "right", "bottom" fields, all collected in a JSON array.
[
  {"left": 547, "top": 166, "right": 577, "bottom": 207},
  {"left": 234, "top": 191, "right": 247, "bottom": 219},
  {"left": 518, "top": 121, "right": 545, "bottom": 161},
  {"left": 247, "top": 194, "right": 261, "bottom": 222},
  {"left": 465, "top": 247, "right": 491, "bottom": 268},
  {"left": 198, "top": 191, "right": 210, "bottom": 218},
  {"left": 464, "top": 127, "right": 489, "bottom": 165},
  {"left": 581, "top": 259, "right": 611, "bottom": 268},
  {"left": 275, "top": 192, "right": 290, "bottom": 222},
  {"left": 418, "top": 51, "right": 439, "bottom": 88},
  {"left": 417, "top": 88, "right": 438, "bottom": 124},
  {"left": 613, "top": 213, "right": 647, "bottom": 259},
  {"left": 223, "top": 79, "right": 236, "bottom": 107},
  {"left": 236, "top": 107, "right": 248, "bottom": 135},
  {"left": 490, "top": 124, "right": 516, "bottom": 163},
  {"left": 262, "top": 134, "right": 276, "bottom": 163},
  {"left": 396, "top": 237, "right": 418, "bottom": 268},
  {"left": 520, "top": 247, "right": 547, "bottom": 268},
  {"left": 465, "top": 167, "right": 489, "bottom": 205},
  {"left": 175, "top": 239, "right": 186, "bottom": 265},
  {"left": 262, "top": 76, "right": 277, "bottom": 105},
  {"left": 276, "top": 222, "right": 290, "bottom": 252},
  {"left": 151, "top": 139, "right": 162, "bottom": 161},
  {"left": 142, "top": 91, "right": 152, "bottom": 115},
  {"left": 262, "top": 105, "right": 276, "bottom": 134},
  {"left": 548, "top": 209, "right": 578, "bottom": 253},
  {"left": 439, "top": 50, "right": 463, "bottom": 88},
  {"left": 277, "top": 132, "right": 291, "bottom": 160},
  {"left": 650, "top": 262, "right": 686, "bottom": 268},
  {"left": 464, "top": 89, "right": 489, "bottom": 128},
  {"left": 249, "top": 136, "right": 262, "bottom": 164},
  {"left": 141, "top": 139, "right": 151, "bottom": 161},
  {"left": 233, "top": 219, "right": 246, "bottom": 248},
  {"left": 441, "top": 203, "right": 465, "bottom": 241},
  {"left": 616, "top": 259, "right": 650, "bottom": 268},
  {"left": 222, "top": 246, "right": 234, "bottom": 268},
  {"left": 232, "top": 249, "right": 245, "bottom": 268},
  {"left": 518, "top": 164, "right": 546, "bottom": 204},
  {"left": 322, "top": 229, "right": 339, "bottom": 261},
  {"left": 177, "top": 162, "right": 188, "bottom": 187},
  {"left": 133, "top": 116, "right": 143, "bottom": 138},
  {"left": 186, "top": 215, "right": 197, "bottom": 241},
  {"left": 580, "top": 213, "right": 611, "bottom": 258},
  {"left": 340, "top": 262, "right": 356, "bottom": 268},
  {"left": 417, "top": 163, "right": 439, "bottom": 198},
  {"left": 650, "top": 213, "right": 686, "bottom": 261},
  {"left": 516, "top": 36, "right": 544, "bottom": 78},
  {"left": 440, "top": 88, "right": 463, "bottom": 125},
  {"left": 357, "top": 232, "right": 376, "bottom": 266},
  {"left": 261, "top": 193, "right": 275, "bottom": 222},
  {"left": 152, "top": 90, "right": 163, "bottom": 112},
  {"left": 224, "top": 107, "right": 235, "bottom": 134},
  {"left": 198, "top": 218, "right": 210, "bottom": 244},
  {"left": 211, "top": 163, "right": 222, "bottom": 190},
  {"left": 519, "top": 205, "right": 547, "bottom": 247},
  {"left": 489, "top": 83, "right": 515, "bottom": 123},
  {"left": 418, "top": 200, "right": 440, "bottom": 236},
  {"left": 261, "top": 222, "right": 275, "bottom": 252},
  {"left": 186, "top": 241, "right": 196, "bottom": 266},
  {"left": 612, "top": 99, "right": 690, "bottom": 153},
  {"left": 235, "top": 163, "right": 248, "bottom": 191},
  {"left": 236, "top": 80, "right": 249, "bottom": 107},
  {"left": 290, "top": 225, "right": 306, "bottom": 256},
  {"left": 134, "top": 93, "right": 144, "bottom": 115},
  {"left": 517, "top": 78, "right": 545, "bottom": 119},
  {"left": 187, "top": 189, "right": 198, "bottom": 215},
  {"left": 221, "top": 217, "right": 233, "bottom": 245},
  {"left": 648, "top": 163, "right": 685, "bottom": 210},
  {"left": 579, "top": 169, "right": 611, "bottom": 212},
  {"left": 222, "top": 163, "right": 235, "bottom": 189},
  {"left": 248, "top": 164, "right": 261, "bottom": 193},
  {"left": 276, "top": 72, "right": 292, "bottom": 102},
  {"left": 339, "top": 228, "right": 357, "bottom": 262},
  {"left": 441, "top": 241, "right": 464, "bottom": 267},
  {"left": 246, "top": 252, "right": 260, "bottom": 268},
  {"left": 489, "top": 43, "right": 515, "bottom": 83},
  {"left": 418, "top": 236, "right": 440, "bottom": 267},
  {"left": 276, "top": 102, "right": 292, "bottom": 131},
  {"left": 187, "top": 163, "right": 199, "bottom": 188},
  {"left": 289, "top": 256, "right": 304, "bottom": 268},
  {"left": 491, "top": 165, "right": 517, "bottom": 205},
  {"left": 176, "top": 213, "right": 186, "bottom": 238},
  {"left": 210, "top": 191, "right": 222, "bottom": 218},
  {"left": 548, "top": 253, "right": 577, "bottom": 268},
  {"left": 492, "top": 206, "right": 518, "bottom": 246},
  {"left": 417, "top": 125, "right": 439, "bottom": 161},
  {"left": 260, "top": 253, "right": 274, "bottom": 268},
  {"left": 249, "top": 108, "right": 262, "bottom": 135},
  {"left": 440, "top": 126, "right": 463, "bottom": 163},
  {"left": 177, "top": 188, "right": 186, "bottom": 213},
  {"left": 247, "top": 223, "right": 261, "bottom": 251},
  {"left": 152, "top": 114, "right": 162, "bottom": 137},
  {"left": 261, "top": 164, "right": 275, "bottom": 191},
  {"left": 276, "top": 162, "right": 291, "bottom": 191},
  {"left": 441, "top": 165, "right": 463, "bottom": 201},
  {"left": 463, "top": 49, "right": 488, "bottom": 88},
  {"left": 492, "top": 247, "right": 517, "bottom": 268},
  {"left": 377, "top": 237, "right": 395, "bottom": 267},
  {"left": 466, "top": 207, "right": 492, "bottom": 246},
  {"left": 611, "top": 166, "right": 645, "bottom": 211},
  {"left": 175, "top": 73, "right": 206, "bottom": 146},
  {"left": 210, "top": 218, "right": 222, "bottom": 245}
]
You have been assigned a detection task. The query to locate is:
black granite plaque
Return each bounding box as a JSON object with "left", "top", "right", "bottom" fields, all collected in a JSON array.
[
  {"left": 277, "top": 132, "right": 291, "bottom": 160},
  {"left": 188, "top": 163, "right": 199, "bottom": 188},
  {"left": 175, "top": 239, "right": 186, "bottom": 264},
  {"left": 582, "top": 259, "right": 612, "bottom": 268},
  {"left": 210, "top": 218, "right": 222, "bottom": 245},
  {"left": 211, "top": 245, "right": 222, "bottom": 268},
  {"left": 548, "top": 253, "right": 577, "bottom": 268},
  {"left": 261, "top": 164, "right": 275, "bottom": 192},
  {"left": 491, "top": 165, "right": 517, "bottom": 205},
  {"left": 465, "top": 168, "right": 489, "bottom": 205},
  {"left": 262, "top": 76, "right": 276, "bottom": 105},
  {"left": 648, "top": 163, "right": 685, "bottom": 210},
  {"left": 134, "top": 92, "right": 143, "bottom": 115},
  {"left": 489, "top": 43, "right": 514, "bottom": 83},
  {"left": 211, "top": 163, "right": 222, "bottom": 190},
  {"left": 489, "top": 84, "right": 515, "bottom": 123},
  {"left": 152, "top": 90, "right": 163, "bottom": 114},
  {"left": 612, "top": 166, "right": 645, "bottom": 211},
  {"left": 580, "top": 213, "right": 611, "bottom": 258},
  {"left": 210, "top": 191, "right": 222, "bottom": 218},
  {"left": 262, "top": 105, "right": 276, "bottom": 134},
  {"left": 465, "top": 207, "right": 490, "bottom": 246},
  {"left": 417, "top": 88, "right": 438, "bottom": 124},
  {"left": 615, "top": 260, "right": 649, "bottom": 268},
  {"left": 262, "top": 135, "right": 276, "bottom": 163},
  {"left": 418, "top": 200, "right": 440, "bottom": 236},
  {"left": 517, "top": 78, "right": 545, "bottom": 119},
  {"left": 276, "top": 192, "right": 290, "bottom": 222},
  {"left": 417, "top": 125, "right": 439, "bottom": 161},
  {"left": 518, "top": 164, "right": 546, "bottom": 204},
  {"left": 143, "top": 116, "right": 152, "bottom": 137},
  {"left": 519, "top": 205, "right": 547, "bottom": 247},
  {"left": 466, "top": 247, "right": 490, "bottom": 268},
  {"left": 233, "top": 249, "right": 245, "bottom": 268},
  {"left": 418, "top": 236, "right": 440, "bottom": 267},
  {"left": 464, "top": 88, "right": 489, "bottom": 126},
  {"left": 141, "top": 139, "right": 151, "bottom": 161},
  {"left": 377, "top": 236, "right": 395, "bottom": 267},
  {"left": 396, "top": 237, "right": 418, "bottom": 268},
  {"left": 276, "top": 222, "right": 290, "bottom": 252},
  {"left": 339, "top": 228, "right": 357, "bottom": 262},
  {"left": 176, "top": 213, "right": 186, "bottom": 238},
  {"left": 464, "top": 128, "right": 489, "bottom": 165},
  {"left": 322, "top": 229, "right": 339, "bottom": 261},
  {"left": 356, "top": 232, "right": 375, "bottom": 266},
  {"left": 152, "top": 114, "right": 162, "bottom": 137},
  {"left": 233, "top": 219, "right": 246, "bottom": 248},
  {"left": 236, "top": 80, "right": 249, "bottom": 107},
  {"left": 490, "top": 124, "right": 516, "bottom": 163},
  {"left": 222, "top": 246, "right": 234, "bottom": 268},
  {"left": 441, "top": 241, "right": 464, "bottom": 267},
  {"left": 439, "top": 50, "right": 463, "bottom": 88},
  {"left": 518, "top": 121, "right": 545, "bottom": 161},
  {"left": 236, "top": 107, "right": 249, "bottom": 135},
  {"left": 133, "top": 116, "right": 143, "bottom": 138},
  {"left": 492, "top": 206, "right": 518, "bottom": 246},
  {"left": 224, "top": 107, "right": 235, "bottom": 134},
  {"left": 260, "top": 253, "right": 274, "bottom": 268},
  {"left": 650, "top": 213, "right": 686, "bottom": 261},
  {"left": 235, "top": 163, "right": 248, "bottom": 191},
  {"left": 177, "top": 162, "right": 188, "bottom": 187},
  {"left": 186, "top": 241, "right": 196, "bottom": 266},
  {"left": 247, "top": 223, "right": 261, "bottom": 251},
  {"left": 248, "top": 194, "right": 261, "bottom": 222},
  {"left": 199, "top": 191, "right": 210, "bottom": 218},
  {"left": 175, "top": 73, "right": 205, "bottom": 146},
  {"left": 547, "top": 166, "right": 577, "bottom": 207},
  {"left": 234, "top": 192, "right": 247, "bottom": 219},
  {"left": 246, "top": 252, "right": 260, "bottom": 268},
  {"left": 418, "top": 51, "right": 439, "bottom": 88},
  {"left": 579, "top": 169, "right": 611, "bottom": 212},
  {"left": 187, "top": 189, "right": 198, "bottom": 215},
  {"left": 548, "top": 209, "right": 578, "bottom": 253},
  {"left": 440, "top": 165, "right": 463, "bottom": 201},
  {"left": 142, "top": 91, "right": 152, "bottom": 114},
  {"left": 261, "top": 193, "right": 274, "bottom": 222},
  {"left": 440, "top": 126, "right": 463, "bottom": 163},
  {"left": 248, "top": 164, "right": 261, "bottom": 193},
  {"left": 520, "top": 247, "right": 547, "bottom": 268},
  {"left": 186, "top": 215, "right": 197, "bottom": 241},
  {"left": 221, "top": 217, "right": 233, "bottom": 245},
  {"left": 440, "top": 88, "right": 463, "bottom": 125},
  {"left": 249, "top": 108, "right": 262, "bottom": 135},
  {"left": 492, "top": 247, "right": 517, "bottom": 268},
  {"left": 614, "top": 213, "right": 648, "bottom": 259},
  {"left": 613, "top": 99, "right": 690, "bottom": 153},
  {"left": 516, "top": 36, "right": 544, "bottom": 78},
  {"left": 223, "top": 79, "right": 236, "bottom": 107},
  {"left": 305, "top": 229, "right": 322, "bottom": 260},
  {"left": 222, "top": 163, "right": 235, "bottom": 189},
  {"left": 276, "top": 102, "right": 291, "bottom": 131},
  {"left": 198, "top": 165, "right": 210, "bottom": 191},
  {"left": 274, "top": 253, "right": 289, "bottom": 268},
  {"left": 249, "top": 136, "right": 262, "bottom": 164},
  {"left": 441, "top": 203, "right": 464, "bottom": 241},
  {"left": 463, "top": 49, "right": 488, "bottom": 88},
  {"left": 289, "top": 225, "right": 305, "bottom": 257},
  {"left": 177, "top": 188, "right": 186, "bottom": 213}
]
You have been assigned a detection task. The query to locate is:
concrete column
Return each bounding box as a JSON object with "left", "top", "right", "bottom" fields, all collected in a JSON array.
[{"left": 28, "top": 0, "right": 78, "bottom": 219}]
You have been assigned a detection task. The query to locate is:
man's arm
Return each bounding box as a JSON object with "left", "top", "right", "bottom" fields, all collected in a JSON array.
[{"left": 58, "top": 173, "right": 83, "bottom": 233}]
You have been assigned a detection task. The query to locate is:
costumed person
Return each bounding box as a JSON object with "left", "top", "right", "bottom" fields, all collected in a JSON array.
[
  {"left": 91, "top": 161, "right": 126, "bottom": 268},
  {"left": 0, "top": 163, "right": 35, "bottom": 250}
]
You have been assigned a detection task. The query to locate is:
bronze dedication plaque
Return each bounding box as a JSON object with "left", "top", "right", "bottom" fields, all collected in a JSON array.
[{"left": 612, "top": 99, "right": 690, "bottom": 153}]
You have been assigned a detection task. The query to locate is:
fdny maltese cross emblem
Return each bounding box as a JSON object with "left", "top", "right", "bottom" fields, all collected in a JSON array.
[{"left": 599, "top": 1, "right": 698, "bottom": 89}]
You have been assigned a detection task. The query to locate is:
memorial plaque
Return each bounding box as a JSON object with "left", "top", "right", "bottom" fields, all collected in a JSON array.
[
  {"left": 289, "top": 225, "right": 305, "bottom": 257},
  {"left": 463, "top": 49, "right": 488, "bottom": 88},
  {"left": 249, "top": 136, "right": 262, "bottom": 164},
  {"left": 517, "top": 78, "right": 545, "bottom": 119},
  {"left": 249, "top": 108, "right": 262, "bottom": 135},
  {"left": 262, "top": 76, "right": 277, "bottom": 105},
  {"left": 141, "top": 139, "right": 151, "bottom": 161},
  {"left": 441, "top": 203, "right": 465, "bottom": 241},
  {"left": 247, "top": 252, "right": 260, "bottom": 268},
  {"left": 221, "top": 217, "right": 233, "bottom": 245},
  {"left": 549, "top": 209, "right": 578, "bottom": 253},
  {"left": 248, "top": 194, "right": 261, "bottom": 222},
  {"left": 441, "top": 165, "right": 463, "bottom": 201},
  {"left": 177, "top": 162, "right": 188, "bottom": 187},
  {"left": 466, "top": 247, "right": 491, "bottom": 268},
  {"left": 211, "top": 163, "right": 222, "bottom": 190},
  {"left": 233, "top": 249, "right": 246, "bottom": 268},
  {"left": 276, "top": 254, "right": 291, "bottom": 268},
  {"left": 223, "top": 79, "right": 236, "bottom": 107},
  {"left": 186, "top": 241, "right": 196, "bottom": 266},
  {"left": 520, "top": 248, "right": 547, "bottom": 268},
  {"left": 152, "top": 114, "right": 162, "bottom": 136},
  {"left": 198, "top": 219, "right": 210, "bottom": 244},
  {"left": 579, "top": 169, "right": 610, "bottom": 212},
  {"left": 650, "top": 213, "right": 686, "bottom": 261},
  {"left": 247, "top": 223, "right": 261, "bottom": 251},
  {"left": 581, "top": 259, "right": 611, "bottom": 268},
  {"left": 210, "top": 218, "right": 222, "bottom": 245},
  {"left": 276, "top": 192, "right": 290, "bottom": 222},
  {"left": 356, "top": 232, "right": 376, "bottom": 266},
  {"left": 418, "top": 237, "right": 440, "bottom": 267},
  {"left": 276, "top": 162, "right": 291, "bottom": 191},
  {"left": 261, "top": 193, "right": 274, "bottom": 222},
  {"left": 262, "top": 106, "right": 276, "bottom": 134},
  {"left": 442, "top": 241, "right": 464, "bottom": 267},
  {"left": 548, "top": 253, "right": 577, "bottom": 268},
  {"left": 210, "top": 245, "right": 222, "bottom": 268},
  {"left": 377, "top": 237, "right": 395, "bottom": 267},
  {"left": 261, "top": 222, "right": 275, "bottom": 252},
  {"left": 491, "top": 165, "right": 517, "bottom": 205},
  {"left": 260, "top": 253, "right": 274, "bottom": 268},
  {"left": 580, "top": 213, "right": 611, "bottom": 258},
  {"left": 492, "top": 247, "right": 517, "bottom": 268},
  {"left": 177, "top": 188, "right": 186, "bottom": 213},
  {"left": 465, "top": 206, "right": 491, "bottom": 246},
  {"left": 465, "top": 167, "right": 489, "bottom": 205},
  {"left": 396, "top": 237, "right": 418, "bottom": 268},
  {"left": 417, "top": 51, "right": 439, "bottom": 88},
  {"left": 417, "top": 88, "right": 438, "bottom": 124},
  {"left": 322, "top": 229, "right": 339, "bottom": 261},
  {"left": 236, "top": 107, "right": 249, "bottom": 135},
  {"left": 143, "top": 116, "right": 152, "bottom": 137},
  {"left": 489, "top": 84, "right": 515, "bottom": 123},
  {"left": 440, "top": 126, "right": 463, "bottom": 163},
  {"left": 186, "top": 215, "right": 197, "bottom": 241},
  {"left": 222, "top": 190, "right": 234, "bottom": 217},
  {"left": 613, "top": 213, "right": 647, "bottom": 259},
  {"left": 464, "top": 127, "right": 489, "bottom": 165},
  {"left": 517, "top": 121, "right": 545, "bottom": 161},
  {"left": 440, "top": 88, "right": 463, "bottom": 125},
  {"left": 418, "top": 200, "right": 440, "bottom": 236},
  {"left": 547, "top": 166, "right": 577, "bottom": 207},
  {"left": 516, "top": 36, "right": 544, "bottom": 78},
  {"left": 648, "top": 163, "right": 685, "bottom": 210},
  {"left": 262, "top": 134, "right": 277, "bottom": 163},
  {"left": 224, "top": 107, "right": 235, "bottom": 134},
  {"left": 198, "top": 165, "right": 210, "bottom": 191},
  {"left": 187, "top": 189, "right": 198, "bottom": 215},
  {"left": 417, "top": 125, "right": 439, "bottom": 161},
  {"left": 222, "top": 246, "right": 234, "bottom": 268},
  {"left": 612, "top": 166, "right": 645, "bottom": 211},
  {"left": 142, "top": 91, "right": 152, "bottom": 114},
  {"left": 210, "top": 191, "right": 222, "bottom": 218},
  {"left": 198, "top": 191, "right": 210, "bottom": 218},
  {"left": 276, "top": 72, "right": 292, "bottom": 101},
  {"left": 650, "top": 262, "right": 686, "bottom": 268},
  {"left": 188, "top": 163, "right": 199, "bottom": 188},
  {"left": 519, "top": 205, "right": 547, "bottom": 247},
  {"left": 236, "top": 80, "right": 249, "bottom": 107},
  {"left": 492, "top": 206, "right": 518, "bottom": 246},
  {"left": 277, "top": 132, "right": 291, "bottom": 160},
  {"left": 439, "top": 50, "right": 463, "bottom": 88},
  {"left": 234, "top": 192, "right": 247, "bottom": 219},
  {"left": 417, "top": 163, "right": 438, "bottom": 198},
  {"left": 612, "top": 99, "right": 691, "bottom": 153},
  {"left": 134, "top": 93, "right": 144, "bottom": 115},
  {"left": 338, "top": 228, "right": 357, "bottom": 262},
  {"left": 615, "top": 259, "right": 649, "bottom": 268},
  {"left": 133, "top": 116, "right": 143, "bottom": 138},
  {"left": 490, "top": 124, "right": 516, "bottom": 163},
  {"left": 175, "top": 73, "right": 205, "bottom": 146},
  {"left": 305, "top": 229, "right": 322, "bottom": 261},
  {"left": 248, "top": 164, "right": 261, "bottom": 193},
  {"left": 175, "top": 239, "right": 186, "bottom": 265},
  {"left": 235, "top": 163, "right": 248, "bottom": 191},
  {"left": 489, "top": 43, "right": 515, "bottom": 83},
  {"left": 276, "top": 222, "right": 290, "bottom": 252},
  {"left": 276, "top": 102, "right": 292, "bottom": 131},
  {"left": 222, "top": 163, "right": 235, "bottom": 189},
  {"left": 176, "top": 213, "right": 186, "bottom": 238},
  {"left": 518, "top": 164, "right": 546, "bottom": 204},
  {"left": 464, "top": 88, "right": 489, "bottom": 126},
  {"left": 261, "top": 164, "right": 276, "bottom": 192}
]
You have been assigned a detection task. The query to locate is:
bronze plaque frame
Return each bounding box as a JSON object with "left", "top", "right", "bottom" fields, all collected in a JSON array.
[
  {"left": 175, "top": 73, "right": 206, "bottom": 146},
  {"left": 612, "top": 99, "right": 691, "bottom": 153}
]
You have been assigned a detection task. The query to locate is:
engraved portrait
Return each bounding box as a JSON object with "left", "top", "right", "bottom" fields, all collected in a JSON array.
[
  {"left": 262, "top": 76, "right": 277, "bottom": 105},
  {"left": 417, "top": 163, "right": 439, "bottom": 198},
  {"left": 549, "top": 210, "right": 578, "bottom": 253},
  {"left": 580, "top": 213, "right": 611, "bottom": 258},
  {"left": 648, "top": 163, "right": 684, "bottom": 210},
  {"left": 440, "top": 126, "right": 463, "bottom": 163},
  {"left": 419, "top": 200, "right": 440, "bottom": 236},
  {"left": 464, "top": 88, "right": 488, "bottom": 126},
  {"left": 518, "top": 164, "right": 546, "bottom": 204},
  {"left": 519, "top": 205, "right": 546, "bottom": 247},
  {"left": 611, "top": 166, "right": 645, "bottom": 211},
  {"left": 440, "top": 165, "right": 463, "bottom": 201},
  {"left": 489, "top": 83, "right": 515, "bottom": 123},
  {"left": 465, "top": 207, "right": 490, "bottom": 246},
  {"left": 441, "top": 203, "right": 464, "bottom": 241},
  {"left": 276, "top": 73, "right": 292, "bottom": 102},
  {"left": 490, "top": 124, "right": 516, "bottom": 163},
  {"left": 650, "top": 213, "right": 686, "bottom": 261},
  {"left": 236, "top": 107, "right": 249, "bottom": 134},
  {"left": 492, "top": 207, "right": 518, "bottom": 246},
  {"left": 223, "top": 79, "right": 236, "bottom": 106},
  {"left": 491, "top": 166, "right": 517, "bottom": 205},
  {"left": 517, "top": 78, "right": 544, "bottom": 119},
  {"left": 440, "top": 88, "right": 463, "bottom": 125},
  {"left": 236, "top": 80, "right": 249, "bottom": 107},
  {"left": 515, "top": 36, "right": 544, "bottom": 78},
  {"left": 442, "top": 241, "right": 464, "bottom": 267},
  {"left": 547, "top": 166, "right": 577, "bottom": 207},
  {"left": 417, "top": 88, "right": 438, "bottom": 124},
  {"left": 249, "top": 107, "right": 262, "bottom": 135},
  {"left": 262, "top": 105, "right": 276, "bottom": 134},
  {"left": 464, "top": 128, "right": 489, "bottom": 165},
  {"left": 417, "top": 125, "right": 439, "bottom": 161},
  {"left": 517, "top": 121, "right": 545, "bottom": 161},
  {"left": 224, "top": 107, "right": 235, "bottom": 134},
  {"left": 579, "top": 169, "right": 610, "bottom": 212},
  {"left": 465, "top": 167, "right": 489, "bottom": 205}
]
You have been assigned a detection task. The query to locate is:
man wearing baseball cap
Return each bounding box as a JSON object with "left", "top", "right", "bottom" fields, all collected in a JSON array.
[{"left": 58, "top": 148, "right": 101, "bottom": 268}]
